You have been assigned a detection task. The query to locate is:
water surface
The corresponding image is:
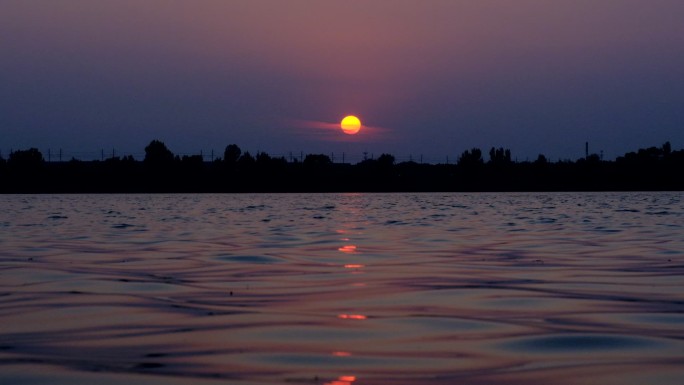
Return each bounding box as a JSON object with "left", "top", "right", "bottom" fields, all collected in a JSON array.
[{"left": 1, "top": 193, "right": 683, "bottom": 384}]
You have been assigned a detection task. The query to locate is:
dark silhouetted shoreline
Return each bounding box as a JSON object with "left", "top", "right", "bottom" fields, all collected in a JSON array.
[{"left": 1, "top": 140, "right": 682, "bottom": 193}]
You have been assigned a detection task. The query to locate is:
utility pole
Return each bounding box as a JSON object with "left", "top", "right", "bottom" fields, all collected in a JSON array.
[
  {"left": 101, "top": 149, "right": 104, "bottom": 161},
  {"left": 585, "top": 142, "right": 589, "bottom": 158},
  {"left": 48, "top": 149, "right": 51, "bottom": 162}
]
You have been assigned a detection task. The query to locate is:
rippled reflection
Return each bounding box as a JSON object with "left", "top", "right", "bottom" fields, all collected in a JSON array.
[
  {"left": 338, "top": 245, "right": 358, "bottom": 253},
  {"left": 0, "top": 192, "right": 683, "bottom": 385},
  {"left": 337, "top": 314, "right": 368, "bottom": 320},
  {"left": 325, "top": 375, "right": 357, "bottom": 385},
  {"left": 344, "top": 264, "right": 364, "bottom": 269}
]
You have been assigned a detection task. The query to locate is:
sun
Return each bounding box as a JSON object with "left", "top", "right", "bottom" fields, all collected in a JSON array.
[{"left": 340, "top": 115, "right": 361, "bottom": 135}]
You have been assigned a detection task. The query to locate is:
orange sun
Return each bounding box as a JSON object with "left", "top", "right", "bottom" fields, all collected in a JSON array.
[{"left": 340, "top": 116, "right": 361, "bottom": 135}]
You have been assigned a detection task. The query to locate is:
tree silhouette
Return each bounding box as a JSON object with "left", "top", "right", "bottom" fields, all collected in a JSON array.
[
  {"left": 303, "top": 154, "right": 332, "bottom": 168},
  {"left": 181, "top": 154, "right": 204, "bottom": 166},
  {"left": 144, "top": 140, "right": 174, "bottom": 164},
  {"left": 2, "top": 139, "right": 684, "bottom": 193},
  {"left": 377, "top": 153, "right": 395, "bottom": 167},
  {"left": 9, "top": 148, "right": 44, "bottom": 166},
  {"left": 238, "top": 151, "right": 256, "bottom": 169},
  {"left": 224, "top": 144, "right": 241, "bottom": 164},
  {"left": 535, "top": 154, "right": 548, "bottom": 165},
  {"left": 458, "top": 148, "right": 483, "bottom": 167},
  {"left": 4, "top": 148, "right": 46, "bottom": 192},
  {"left": 256, "top": 152, "right": 272, "bottom": 165},
  {"left": 488, "top": 147, "right": 512, "bottom": 165}
]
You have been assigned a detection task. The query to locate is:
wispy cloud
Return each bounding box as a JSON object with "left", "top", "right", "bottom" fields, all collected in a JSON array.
[{"left": 287, "top": 118, "right": 392, "bottom": 142}]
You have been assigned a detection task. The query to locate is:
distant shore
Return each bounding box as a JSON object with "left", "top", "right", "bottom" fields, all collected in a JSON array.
[{"left": 1, "top": 140, "right": 682, "bottom": 193}]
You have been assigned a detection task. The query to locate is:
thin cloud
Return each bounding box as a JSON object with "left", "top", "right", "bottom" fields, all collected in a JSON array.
[{"left": 287, "top": 118, "right": 391, "bottom": 142}]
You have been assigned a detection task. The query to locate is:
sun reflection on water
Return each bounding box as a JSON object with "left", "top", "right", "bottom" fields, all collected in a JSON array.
[
  {"left": 325, "top": 375, "right": 357, "bottom": 385},
  {"left": 337, "top": 314, "right": 367, "bottom": 320},
  {"left": 344, "top": 264, "right": 365, "bottom": 269},
  {"left": 338, "top": 245, "right": 357, "bottom": 253}
]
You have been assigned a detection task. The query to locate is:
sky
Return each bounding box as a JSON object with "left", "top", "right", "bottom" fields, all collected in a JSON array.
[{"left": 2, "top": 0, "right": 683, "bottom": 163}]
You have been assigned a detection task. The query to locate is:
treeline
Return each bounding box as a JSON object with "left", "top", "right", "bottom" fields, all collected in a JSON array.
[{"left": 1, "top": 140, "right": 682, "bottom": 192}]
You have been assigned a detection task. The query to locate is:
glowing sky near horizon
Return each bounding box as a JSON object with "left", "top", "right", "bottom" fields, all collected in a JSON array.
[{"left": 1, "top": 0, "right": 683, "bottom": 161}]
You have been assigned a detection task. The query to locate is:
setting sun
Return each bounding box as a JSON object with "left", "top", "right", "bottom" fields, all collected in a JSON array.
[{"left": 340, "top": 116, "right": 361, "bottom": 135}]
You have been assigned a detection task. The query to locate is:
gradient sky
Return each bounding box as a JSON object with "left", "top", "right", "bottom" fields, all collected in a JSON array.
[{"left": 2, "top": 0, "right": 683, "bottom": 162}]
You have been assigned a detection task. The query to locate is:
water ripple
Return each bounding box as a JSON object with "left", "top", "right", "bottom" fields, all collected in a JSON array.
[{"left": 0, "top": 192, "right": 683, "bottom": 385}]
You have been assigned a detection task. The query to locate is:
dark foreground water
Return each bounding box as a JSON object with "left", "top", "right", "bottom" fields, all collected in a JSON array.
[{"left": 1, "top": 193, "right": 683, "bottom": 385}]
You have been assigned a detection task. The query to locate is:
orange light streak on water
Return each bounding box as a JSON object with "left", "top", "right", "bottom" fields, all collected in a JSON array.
[
  {"left": 338, "top": 245, "right": 357, "bottom": 253},
  {"left": 325, "top": 375, "right": 357, "bottom": 385},
  {"left": 338, "top": 314, "right": 367, "bottom": 320},
  {"left": 344, "top": 264, "right": 365, "bottom": 269}
]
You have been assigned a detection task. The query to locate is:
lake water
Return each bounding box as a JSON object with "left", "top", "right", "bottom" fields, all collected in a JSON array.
[{"left": 1, "top": 192, "right": 683, "bottom": 385}]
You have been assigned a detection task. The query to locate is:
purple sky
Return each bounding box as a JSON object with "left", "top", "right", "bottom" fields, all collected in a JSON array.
[{"left": 2, "top": 0, "right": 683, "bottom": 162}]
